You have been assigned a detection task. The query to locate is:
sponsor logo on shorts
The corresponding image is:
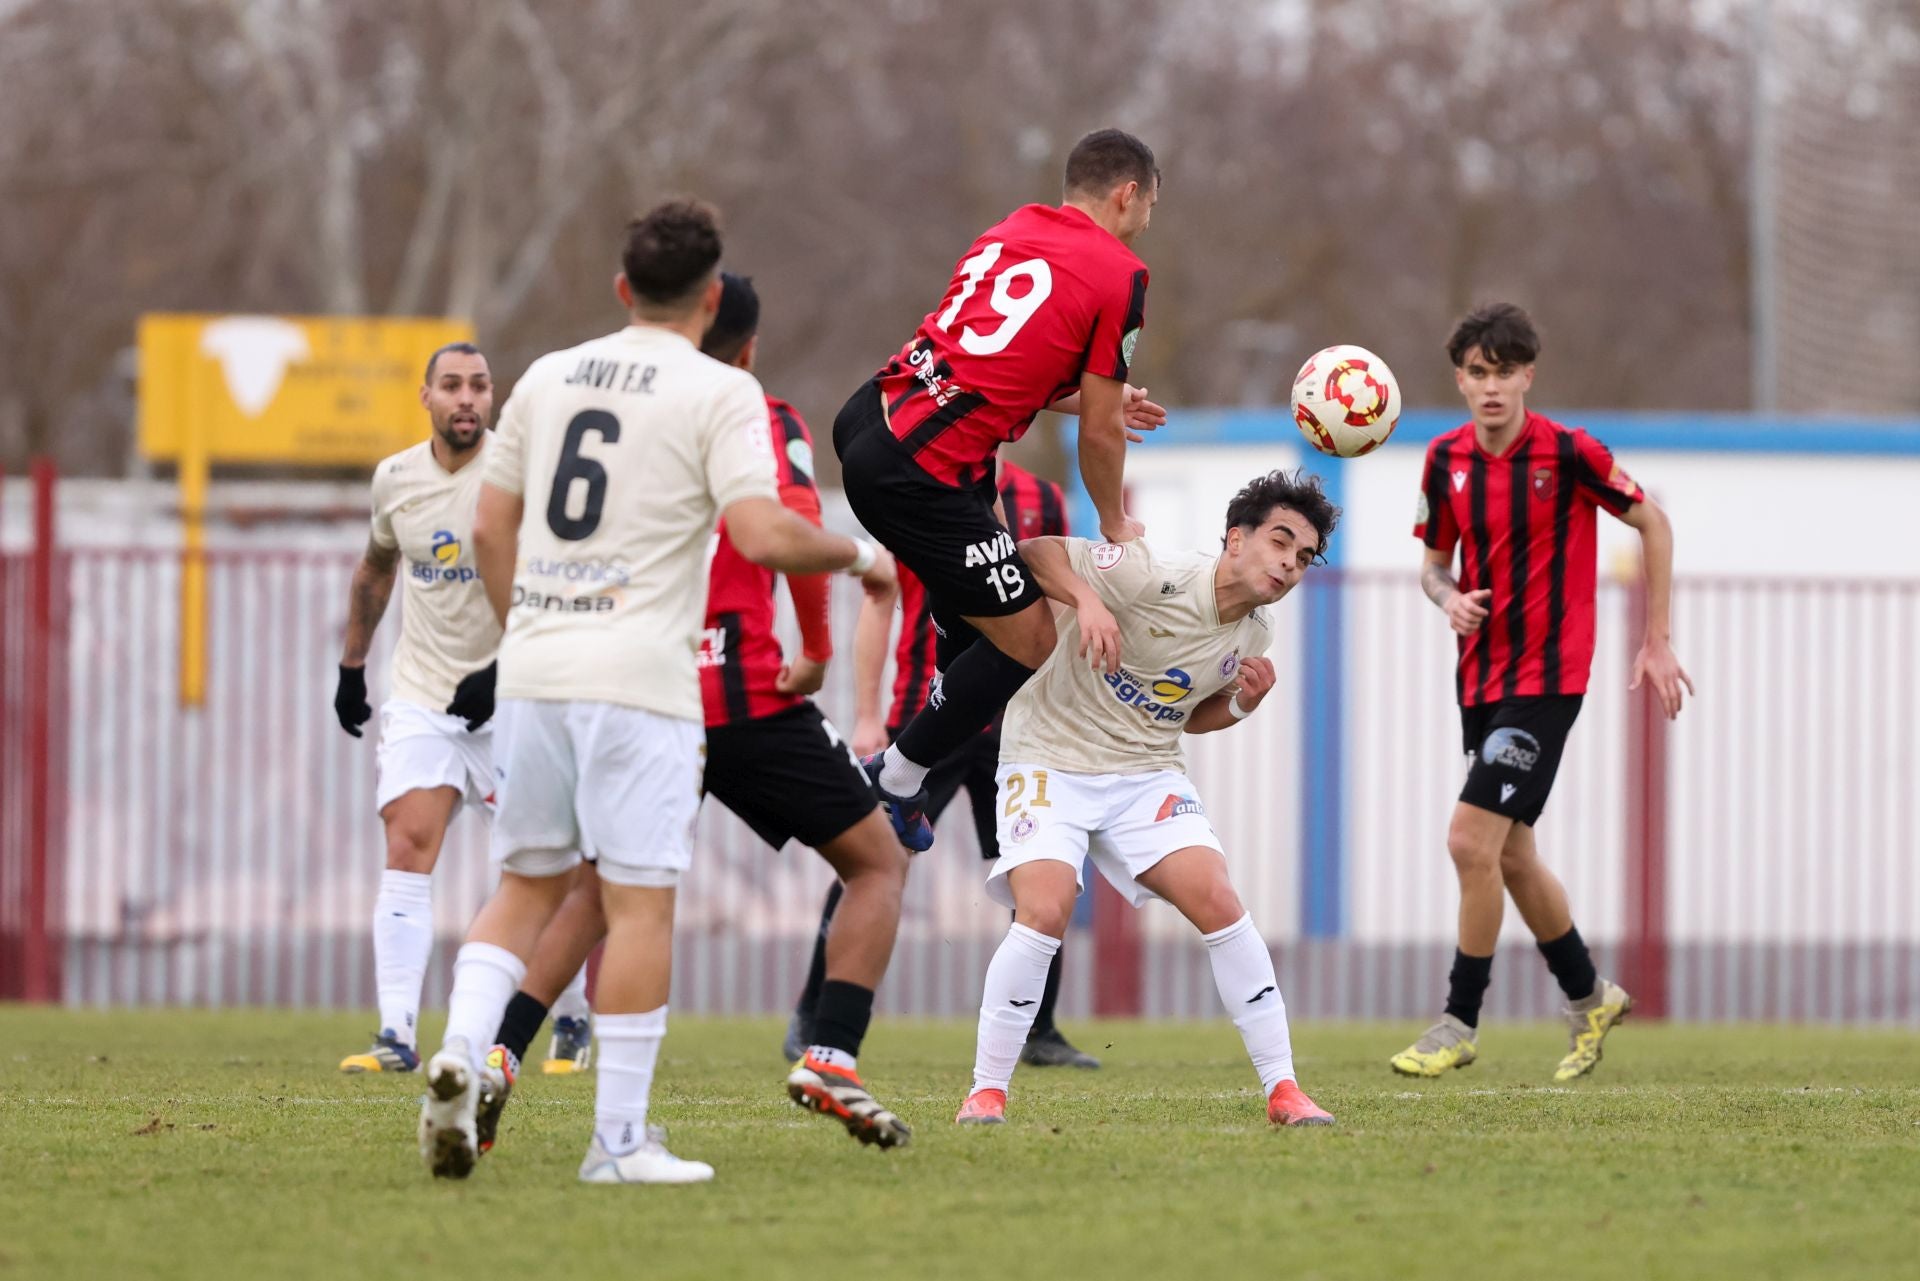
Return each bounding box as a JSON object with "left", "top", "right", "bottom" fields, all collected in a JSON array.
[
  {"left": 1010, "top": 812, "right": 1037, "bottom": 843},
  {"left": 963, "top": 531, "right": 1018, "bottom": 568},
  {"left": 1091, "top": 542, "right": 1125, "bottom": 570},
  {"left": 1481, "top": 727, "right": 1542, "bottom": 771},
  {"left": 1155, "top": 794, "right": 1203, "bottom": 822},
  {"left": 1105, "top": 666, "right": 1192, "bottom": 723}
]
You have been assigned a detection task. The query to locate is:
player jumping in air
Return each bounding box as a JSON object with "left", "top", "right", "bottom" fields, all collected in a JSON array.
[
  {"left": 332, "top": 343, "right": 587, "bottom": 1073},
  {"left": 1393, "top": 302, "right": 1693, "bottom": 1082},
  {"left": 955, "top": 470, "right": 1339, "bottom": 1128},
  {"left": 834, "top": 128, "right": 1166, "bottom": 852},
  {"left": 785, "top": 459, "right": 1098, "bottom": 1069},
  {"left": 477, "top": 274, "right": 912, "bottom": 1154},
  {"left": 415, "top": 203, "right": 893, "bottom": 1185}
]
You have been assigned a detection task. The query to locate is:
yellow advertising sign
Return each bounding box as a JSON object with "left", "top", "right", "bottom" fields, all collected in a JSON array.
[{"left": 138, "top": 313, "right": 474, "bottom": 464}]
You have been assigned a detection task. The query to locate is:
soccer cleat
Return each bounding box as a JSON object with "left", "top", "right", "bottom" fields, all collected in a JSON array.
[
  {"left": 1554, "top": 978, "right": 1633, "bottom": 1082},
  {"left": 475, "top": 1044, "right": 517, "bottom": 1155},
  {"left": 781, "top": 1009, "right": 814, "bottom": 1065},
  {"left": 578, "top": 1126, "right": 714, "bottom": 1185},
  {"left": 1389, "top": 1014, "right": 1479, "bottom": 1077},
  {"left": 418, "top": 1040, "right": 480, "bottom": 1179},
  {"left": 1020, "top": 1026, "right": 1101, "bottom": 1069},
  {"left": 543, "top": 1015, "right": 594, "bottom": 1074},
  {"left": 785, "top": 1051, "right": 912, "bottom": 1149},
  {"left": 339, "top": 1028, "right": 419, "bottom": 1074},
  {"left": 1266, "top": 1080, "right": 1335, "bottom": 1126},
  {"left": 954, "top": 1088, "right": 1007, "bottom": 1125},
  {"left": 859, "top": 753, "right": 934, "bottom": 853}
]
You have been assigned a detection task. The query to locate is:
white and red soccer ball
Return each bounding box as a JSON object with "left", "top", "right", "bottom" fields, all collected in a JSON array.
[{"left": 1290, "top": 344, "right": 1401, "bottom": 458}]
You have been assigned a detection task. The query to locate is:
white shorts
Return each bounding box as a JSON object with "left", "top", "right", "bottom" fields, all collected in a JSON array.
[
  {"left": 985, "top": 763, "right": 1223, "bottom": 910},
  {"left": 490, "top": 698, "right": 704, "bottom": 888},
  {"left": 374, "top": 699, "right": 496, "bottom": 817}
]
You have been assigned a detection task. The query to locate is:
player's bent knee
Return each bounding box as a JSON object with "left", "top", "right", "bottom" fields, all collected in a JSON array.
[
  {"left": 1445, "top": 826, "right": 1501, "bottom": 879},
  {"left": 384, "top": 826, "right": 441, "bottom": 873},
  {"left": 1014, "top": 896, "right": 1074, "bottom": 939}
]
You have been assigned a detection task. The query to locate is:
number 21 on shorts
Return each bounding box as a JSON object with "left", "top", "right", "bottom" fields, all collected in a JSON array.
[{"left": 1003, "top": 769, "right": 1053, "bottom": 817}]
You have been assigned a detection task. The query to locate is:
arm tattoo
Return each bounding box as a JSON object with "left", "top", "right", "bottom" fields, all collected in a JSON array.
[
  {"left": 1420, "top": 560, "right": 1458, "bottom": 610},
  {"left": 343, "top": 540, "right": 399, "bottom": 664}
]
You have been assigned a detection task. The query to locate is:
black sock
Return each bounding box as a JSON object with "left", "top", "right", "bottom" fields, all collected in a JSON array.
[
  {"left": 894, "top": 639, "right": 1036, "bottom": 769},
  {"left": 1029, "top": 936, "right": 1064, "bottom": 1038},
  {"left": 796, "top": 882, "right": 844, "bottom": 1019},
  {"left": 494, "top": 990, "right": 549, "bottom": 1064},
  {"left": 1537, "top": 925, "right": 1597, "bottom": 1002},
  {"left": 812, "top": 979, "right": 875, "bottom": 1058},
  {"left": 1443, "top": 950, "right": 1494, "bottom": 1029}
]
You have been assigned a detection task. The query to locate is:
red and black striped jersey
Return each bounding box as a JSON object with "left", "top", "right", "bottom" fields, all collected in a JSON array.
[
  {"left": 875, "top": 204, "right": 1148, "bottom": 489},
  {"left": 887, "top": 460, "right": 1069, "bottom": 731},
  {"left": 1414, "top": 412, "right": 1645, "bottom": 707},
  {"left": 700, "top": 397, "right": 833, "bottom": 728}
]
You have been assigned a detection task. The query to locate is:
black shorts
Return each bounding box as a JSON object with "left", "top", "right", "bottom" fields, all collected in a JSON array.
[
  {"left": 833, "top": 380, "right": 1039, "bottom": 633},
  {"left": 1458, "top": 695, "right": 1583, "bottom": 827},
  {"left": 894, "top": 724, "right": 1002, "bottom": 859},
  {"left": 704, "top": 704, "right": 877, "bottom": 851}
]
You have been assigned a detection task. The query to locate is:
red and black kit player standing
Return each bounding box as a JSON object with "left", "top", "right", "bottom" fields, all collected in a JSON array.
[
  {"left": 786, "top": 460, "right": 1099, "bottom": 1069},
  {"left": 833, "top": 128, "right": 1166, "bottom": 850},
  {"left": 486, "top": 275, "right": 915, "bottom": 1151},
  {"left": 1392, "top": 302, "right": 1695, "bottom": 1084}
]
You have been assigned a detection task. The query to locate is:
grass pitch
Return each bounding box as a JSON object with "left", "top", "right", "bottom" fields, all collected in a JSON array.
[{"left": 3, "top": 1010, "right": 1917, "bottom": 1280}]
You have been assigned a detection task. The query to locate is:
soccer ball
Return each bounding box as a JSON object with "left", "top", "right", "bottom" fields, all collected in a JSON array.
[{"left": 1290, "top": 344, "right": 1401, "bottom": 458}]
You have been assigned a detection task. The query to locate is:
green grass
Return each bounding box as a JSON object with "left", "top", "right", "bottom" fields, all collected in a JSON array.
[{"left": 3, "top": 1011, "right": 1918, "bottom": 1280}]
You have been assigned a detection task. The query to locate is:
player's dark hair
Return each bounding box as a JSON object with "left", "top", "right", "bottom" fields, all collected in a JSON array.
[
  {"left": 1064, "top": 129, "right": 1159, "bottom": 198},
  {"left": 700, "top": 272, "right": 760, "bottom": 364},
  {"left": 1222, "top": 468, "right": 1340, "bottom": 562},
  {"left": 1447, "top": 302, "right": 1540, "bottom": 367},
  {"left": 622, "top": 199, "right": 723, "bottom": 308},
  {"left": 423, "top": 341, "right": 483, "bottom": 384}
]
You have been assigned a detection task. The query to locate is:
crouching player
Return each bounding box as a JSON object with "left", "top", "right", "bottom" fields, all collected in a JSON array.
[{"left": 956, "top": 469, "right": 1338, "bottom": 1128}]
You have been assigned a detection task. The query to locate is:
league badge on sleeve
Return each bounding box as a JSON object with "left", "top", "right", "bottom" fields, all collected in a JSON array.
[{"left": 1092, "top": 543, "right": 1126, "bottom": 570}]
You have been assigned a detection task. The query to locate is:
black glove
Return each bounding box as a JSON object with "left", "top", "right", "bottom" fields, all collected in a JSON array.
[
  {"left": 334, "top": 664, "right": 372, "bottom": 737},
  {"left": 447, "top": 660, "right": 497, "bottom": 732}
]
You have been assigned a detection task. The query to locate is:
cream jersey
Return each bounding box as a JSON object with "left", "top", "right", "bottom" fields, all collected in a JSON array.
[
  {"left": 482, "top": 324, "right": 779, "bottom": 721},
  {"left": 999, "top": 537, "right": 1273, "bottom": 776},
  {"left": 368, "top": 437, "right": 502, "bottom": 711}
]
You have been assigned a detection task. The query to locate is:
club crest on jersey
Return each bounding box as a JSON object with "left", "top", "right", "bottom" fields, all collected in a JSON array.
[
  {"left": 1010, "top": 812, "right": 1037, "bottom": 843},
  {"left": 963, "top": 531, "right": 1017, "bottom": 567},
  {"left": 1218, "top": 651, "right": 1240, "bottom": 680},
  {"left": 1154, "top": 794, "right": 1203, "bottom": 822},
  {"left": 1091, "top": 542, "right": 1126, "bottom": 570},
  {"left": 1532, "top": 467, "right": 1554, "bottom": 499}
]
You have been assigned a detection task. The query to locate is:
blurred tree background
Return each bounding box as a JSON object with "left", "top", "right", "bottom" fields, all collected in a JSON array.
[{"left": 1, "top": 0, "right": 1914, "bottom": 475}]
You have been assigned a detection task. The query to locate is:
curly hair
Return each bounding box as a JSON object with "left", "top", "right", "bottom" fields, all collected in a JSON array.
[
  {"left": 1222, "top": 468, "right": 1341, "bottom": 561},
  {"left": 1446, "top": 301, "right": 1540, "bottom": 367}
]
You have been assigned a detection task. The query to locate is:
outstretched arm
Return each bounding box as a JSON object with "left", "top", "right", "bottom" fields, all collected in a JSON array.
[
  {"left": 1619, "top": 499, "right": 1693, "bottom": 718},
  {"left": 1017, "top": 536, "right": 1119, "bottom": 673}
]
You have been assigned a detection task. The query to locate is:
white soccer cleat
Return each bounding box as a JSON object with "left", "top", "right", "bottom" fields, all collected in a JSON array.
[
  {"left": 577, "top": 1126, "right": 715, "bottom": 1185},
  {"left": 418, "top": 1039, "right": 481, "bottom": 1180}
]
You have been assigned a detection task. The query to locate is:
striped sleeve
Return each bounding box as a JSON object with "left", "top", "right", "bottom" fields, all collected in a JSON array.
[{"left": 1569, "top": 429, "right": 1644, "bottom": 515}]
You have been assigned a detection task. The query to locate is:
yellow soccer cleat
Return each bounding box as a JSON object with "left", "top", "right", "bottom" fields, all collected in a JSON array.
[
  {"left": 1389, "top": 1014, "right": 1479, "bottom": 1077},
  {"left": 541, "top": 1015, "right": 593, "bottom": 1074},
  {"left": 1554, "top": 978, "right": 1633, "bottom": 1082},
  {"left": 339, "top": 1028, "right": 419, "bottom": 1073}
]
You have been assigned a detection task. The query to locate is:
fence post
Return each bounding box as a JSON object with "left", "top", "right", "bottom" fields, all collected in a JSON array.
[
  {"left": 1623, "top": 568, "right": 1671, "bottom": 1019},
  {"left": 23, "top": 457, "right": 59, "bottom": 1004}
]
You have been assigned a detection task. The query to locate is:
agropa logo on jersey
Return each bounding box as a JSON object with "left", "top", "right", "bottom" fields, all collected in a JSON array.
[
  {"left": 412, "top": 529, "right": 477, "bottom": 584},
  {"left": 1481, "top": 727, "right": 1542, "bottom": 772},
  {"left": 1105, "top": 665, "right": 1193, "bottom": 724}
]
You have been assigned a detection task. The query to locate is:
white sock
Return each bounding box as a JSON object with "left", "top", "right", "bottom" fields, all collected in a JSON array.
[
  {"left": 1203, "top": 913, "right": 1295, "bottom": 1093},
  {"left": 551, "top": 963, "right": 590, "bottom": 1022},
  {"left": 878, "top": 743, "right": 930, "bottom": 797},
  {"left": 372, "top": 869, "right": 435, "bottom": 1048},
  {"left": 971, "top": 923, "right": 1060, "bottom": 1093},
  {"left": 442, "top": 942, "right": 526, "bottom": 1070},
  {"left": 594, "top": 1007, "right": 667, "bottom": 1155}
]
